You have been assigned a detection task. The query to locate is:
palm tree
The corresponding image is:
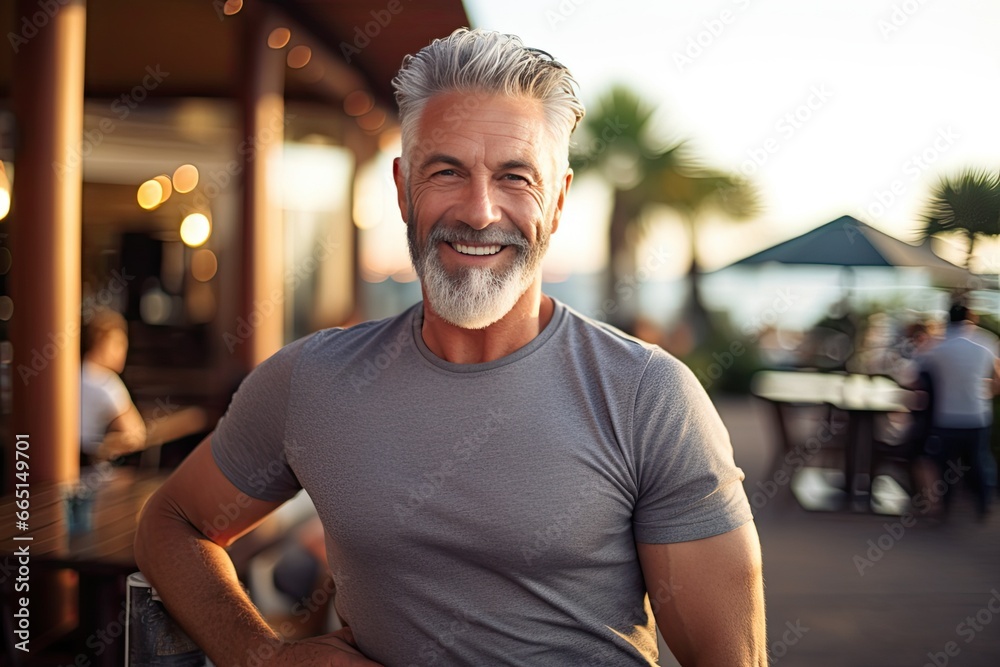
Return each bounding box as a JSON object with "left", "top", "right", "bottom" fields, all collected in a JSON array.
[
  {"left": 920, "top": 168, "right": 1000, "bottom": 268},
  {"left": 570, "top": 85, "right": 757, "bottom": 338}
]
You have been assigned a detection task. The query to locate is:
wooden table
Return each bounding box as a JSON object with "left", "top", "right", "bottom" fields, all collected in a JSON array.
[
  {"left": 752, "top": 371, "right": 911, "bottom": 512},
  {"left": 0, "top": 466, "right": 167, "bottom": 666}
]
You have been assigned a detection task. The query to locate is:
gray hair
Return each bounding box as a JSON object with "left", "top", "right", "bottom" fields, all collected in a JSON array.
[{"left": 392, "top": 28, "right": 585, "bottom": 171}]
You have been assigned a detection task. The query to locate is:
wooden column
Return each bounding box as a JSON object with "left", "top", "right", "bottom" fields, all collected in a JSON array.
[
  {"left": 239, "top": 4, "right": 286, "bottom": 369},
  {"left": 10, "top": 0, "right": 86, "bottom": 484}
]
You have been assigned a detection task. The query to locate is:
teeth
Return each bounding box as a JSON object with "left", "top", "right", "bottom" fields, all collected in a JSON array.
[{"left": 453, "top": 243, "right": 502, "bottom": 256}]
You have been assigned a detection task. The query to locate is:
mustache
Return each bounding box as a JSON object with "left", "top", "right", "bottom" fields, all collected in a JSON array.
[{"left": 424, "top": 223, "right": 529, "bottom": 249}]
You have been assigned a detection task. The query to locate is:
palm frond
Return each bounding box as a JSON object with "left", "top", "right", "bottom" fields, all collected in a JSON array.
[{"left": 920, "top": 168, "right": 1000, "bottom": 240}]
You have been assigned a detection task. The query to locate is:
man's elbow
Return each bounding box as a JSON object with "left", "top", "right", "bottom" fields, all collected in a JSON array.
[{"left": 134, "top": 492, "right": 195, "bottom": 575}]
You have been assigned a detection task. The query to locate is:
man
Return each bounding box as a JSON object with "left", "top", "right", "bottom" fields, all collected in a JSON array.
[
  {"left": 136, "top": 29, "right": 765, "bottom": 666},
  {"left": 919, "top": 304, "right": 1000, "bottom": 518},
  {"left": 80, "top": 309, "right": 146, "bottom": 461}
]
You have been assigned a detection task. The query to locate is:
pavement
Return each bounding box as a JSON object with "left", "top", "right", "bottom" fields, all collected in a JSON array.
[{"left": 680, "top": 395, "right": 1000, "bottom": 667}]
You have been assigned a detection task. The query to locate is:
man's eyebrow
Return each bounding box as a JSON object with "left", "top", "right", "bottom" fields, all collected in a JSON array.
[{"left": 419, "top": 153, "right": 465, "bottom": 172}]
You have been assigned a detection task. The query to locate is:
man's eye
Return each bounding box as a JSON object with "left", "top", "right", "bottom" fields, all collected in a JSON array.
[
  {"left": 434, "top": 169, "right": 457, "bottom": 177},
  {"left": 503, "top": 174, "right": 528, "bottom": 182}
]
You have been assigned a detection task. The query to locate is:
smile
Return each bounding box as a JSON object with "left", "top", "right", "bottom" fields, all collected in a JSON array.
[{"left": 450, "top": 243, "right": 503, "bottom": 256}]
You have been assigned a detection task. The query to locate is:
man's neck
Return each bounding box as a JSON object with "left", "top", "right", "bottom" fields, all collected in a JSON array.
[{"left": 420, "top": 286, "right": 554, "bottom": 364}]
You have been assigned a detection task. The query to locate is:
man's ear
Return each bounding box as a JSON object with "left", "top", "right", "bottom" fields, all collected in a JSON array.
[
  {"left": 392, "top": 157, "right": 408, "bottom": 223},
  {"left": 551, "top": 168, "right": 574, "bottom": 234}
]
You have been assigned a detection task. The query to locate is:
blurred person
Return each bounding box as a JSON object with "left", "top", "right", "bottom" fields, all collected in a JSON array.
[
  {"left": 896, "top": 321, "right": 939, "bottom": 501},
  {"left": 80, "top": 309, "right": 210, "bottom": 466},
  {"left": 80, "top": 309, "right": 146, "bottom": 462},
  {"left": 963, "top": 308, "right": 999, "bottom": 355},
  {"left": 918, "top": 304, "right": 1000, "bottom": 519},
  {"left": 136, "top": 29, "right": 765, "bottom": 667}
]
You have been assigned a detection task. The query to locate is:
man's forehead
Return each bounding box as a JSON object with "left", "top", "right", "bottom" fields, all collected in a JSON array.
[{"left": 406, "top": 91, "right": 561, "bottom": 170}]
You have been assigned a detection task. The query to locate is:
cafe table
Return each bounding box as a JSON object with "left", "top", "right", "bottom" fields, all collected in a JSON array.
[
  {"left": 0, "top": 465, "right": 168, "bottom": 667},
  {"left": 751, "top": 370, "right": 912, "bottom": 513}
]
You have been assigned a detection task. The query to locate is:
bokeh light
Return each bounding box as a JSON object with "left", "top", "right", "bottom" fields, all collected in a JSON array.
[
  {"left": 172, "top": 164, "right": 199, "bottom": 194},
  {"left": 0, "top": 162, "right": 10, "bottom": 220},
  {"left": 344, "top": 90, "right": 374, "bottom": 117},
  {"left": 357, "top": 108, "right": 386, "bottom": 133},
  {"left": 268, "top": 28, "right": 291, "bottom": 49},
  {"left": 223, "top": 0, "right": 243, "bottom": 16},
  {"left": 140, "top": 288, "right": 171, "bottom": 325},
  {"left": 153, "top": 174, "right": 173, "bottom": 204},
  {"left": 137, "top": 179, "right": 163, "bottom": 210},
  {"left": 180, "top": 213, "right": 211, "bottom": 247},
  {"left": 191, "top": 248, "right": 218, "bottom": 282},
  {"left": 287, "top": 45, "right": 312, "bottom": 69}
]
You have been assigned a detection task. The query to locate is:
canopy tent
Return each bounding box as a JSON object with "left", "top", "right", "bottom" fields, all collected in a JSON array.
[{"left": 724, "top": 214, "right": 993, "bottom": 288}]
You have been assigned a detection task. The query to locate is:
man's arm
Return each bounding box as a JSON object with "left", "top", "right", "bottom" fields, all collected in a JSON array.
[
  {"left": 636, "top": 522, "right": 766, "bottom": 667},
  {"left": 97, "top": 402, "right": 146, "bottom": 459},
  {"left": 134, "top": 436, "right": 381, "bottom": 666},
  {"left": 992, "top": 357, "right": 1000, "bottom": 395}
]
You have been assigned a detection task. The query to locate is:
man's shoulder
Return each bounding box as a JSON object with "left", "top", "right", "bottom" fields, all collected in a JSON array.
[
  {"left": 290, "top": 305, "right": 418, "bottom": 361},
  {"left": 81, "top": 361, "right": 126, "bottom": 392},
  {"left": 555, "top": 300, "right": 685, "bottom": 379}
]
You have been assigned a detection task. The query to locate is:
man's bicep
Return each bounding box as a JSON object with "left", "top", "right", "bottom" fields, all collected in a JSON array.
[
  {"left": 636, "top": 522, "right": 766, "bottom": 666},
  {"left": 147, "top": 435, "right": 285, "bottom": 547}
]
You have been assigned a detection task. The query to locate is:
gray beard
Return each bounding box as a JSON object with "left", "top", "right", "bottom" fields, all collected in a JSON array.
[{"left": 407, "top": 215, "right": 550, "bottom": 330}]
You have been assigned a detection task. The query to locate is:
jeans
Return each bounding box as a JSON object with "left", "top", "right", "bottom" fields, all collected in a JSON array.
[{"left": 925, "top": 426, "right": 994, "bottom": 516}]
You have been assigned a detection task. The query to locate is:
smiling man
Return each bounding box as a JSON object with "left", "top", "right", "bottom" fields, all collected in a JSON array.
[{"left": 136, "top": 29, "right": 765, "bottom": 666}]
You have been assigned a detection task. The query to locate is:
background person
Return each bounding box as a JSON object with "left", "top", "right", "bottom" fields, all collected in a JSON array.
[
  {"left": 80, "top": 309, "right": 209, "bottom": 466},
  {"left": 80, "top": 309, "right": 146, "bottom": 462},
  {"left": 919, "top": 304, "right": 1000, "bottom": 519}
]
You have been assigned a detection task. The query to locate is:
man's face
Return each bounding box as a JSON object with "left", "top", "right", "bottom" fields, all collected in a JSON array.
[{"left": 394, "top": 92, "right": 572, "bottom": 329}]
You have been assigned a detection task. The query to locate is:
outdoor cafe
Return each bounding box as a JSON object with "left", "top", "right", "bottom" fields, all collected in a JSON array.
[{"left": 0, "top": 0, "right": 468, "bottom": 663}]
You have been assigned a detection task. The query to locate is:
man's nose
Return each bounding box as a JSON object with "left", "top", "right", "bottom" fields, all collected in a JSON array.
[{"left": 457, "top": 176, "right": 502, "bottom": 230}]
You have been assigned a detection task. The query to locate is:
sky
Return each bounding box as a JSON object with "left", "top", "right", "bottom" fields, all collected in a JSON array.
[{"left": 462, "top": 0, "right": 1000, "bottom": 277}]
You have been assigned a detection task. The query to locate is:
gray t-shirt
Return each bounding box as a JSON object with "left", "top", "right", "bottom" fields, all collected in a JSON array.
[{"left": 213, "top": 298, "right": 751, "bottom": 666}]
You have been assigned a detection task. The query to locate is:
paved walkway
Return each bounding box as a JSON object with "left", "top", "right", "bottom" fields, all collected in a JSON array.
[{"left": 690, "top": 396, "right": 1000, "bottom": 667}]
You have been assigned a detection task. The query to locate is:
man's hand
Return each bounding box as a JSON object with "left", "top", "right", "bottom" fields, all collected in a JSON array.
[{"left": 275, "top": 628, "right": 384, "bottom": 666}]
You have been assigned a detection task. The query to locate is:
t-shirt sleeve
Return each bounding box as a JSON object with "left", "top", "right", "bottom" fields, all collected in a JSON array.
[
  {"left": 211, "top": 335, "right": 314, "bottom": 502},
  {"left": 631, "top": 350, "right": 753, "bottom": 543},
  {"left": 104, "top": 373, "right": 133, "bottom": 419}
]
